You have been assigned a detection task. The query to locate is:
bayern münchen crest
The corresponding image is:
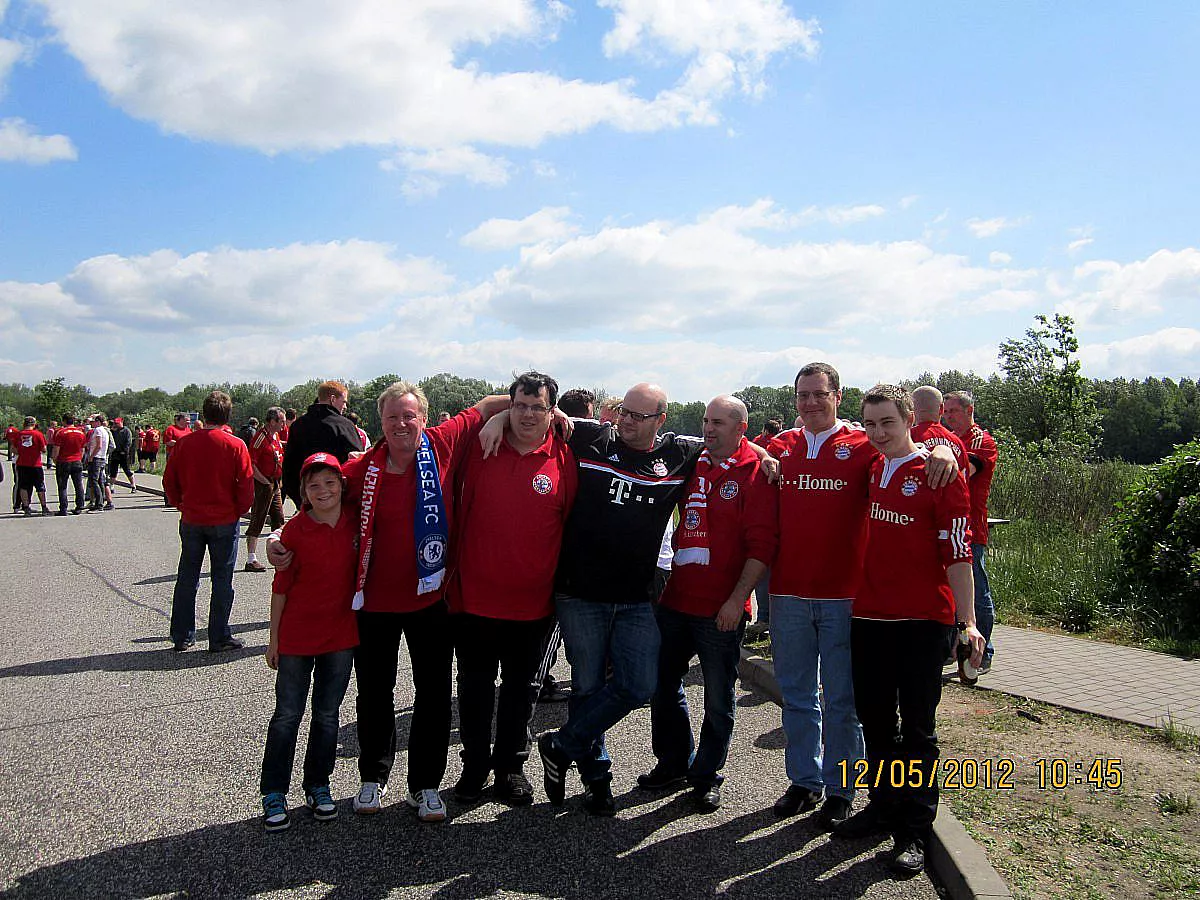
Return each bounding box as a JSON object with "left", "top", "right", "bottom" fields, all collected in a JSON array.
[
  {"left": 719, "top": 481, "right": 739, "bottom": 500},
  {"left": 652, "top": 460, "right": 668, "bottom": 476},
  {"left": 901, "top": 476, "right": 920, "bottom": 497},
  {"left": 532, "top": 473, "right": 553, "bottom": 495},
  {"left": 834, "top": 443, "right": 852, "bottom": 461},
  {"left": 684, "top": 509, "right": 701, "bottom": 529}
]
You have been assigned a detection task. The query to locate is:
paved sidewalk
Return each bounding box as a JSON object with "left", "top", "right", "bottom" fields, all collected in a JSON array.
[{"left": 979, "top": 623, "right": 1200, "bottom": 730}]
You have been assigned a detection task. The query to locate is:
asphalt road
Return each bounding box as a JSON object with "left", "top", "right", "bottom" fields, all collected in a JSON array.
[{"left": 0, "top": 490, "right": 941, "bottom": 899}]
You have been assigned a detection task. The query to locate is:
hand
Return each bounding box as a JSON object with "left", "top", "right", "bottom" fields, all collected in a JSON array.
[
  {"left": 760, "top": 456, "right": 780, "bottom": 484},
  {"left": 963, "top": 624, "right": 985, "bottom": 669},
  {"left": 925, "top": 444, "right": 959, "bottom": 489},
  {"left": 266, "top": 537, "right": 293, "bottom": 570},
  {"left": 265, "top": 640, "right": 279, "bottom": 670},
  {"left": 479, "top": 413, "right": 507, "bottom": 459},
  {"left": 715, "top": 597, "right": 744, "bottom": 632},
  {"left": 551, "top": 408, "right": 574, "bottom": 441}
]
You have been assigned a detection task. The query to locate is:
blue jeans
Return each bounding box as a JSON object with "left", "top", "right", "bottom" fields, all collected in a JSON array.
[
  {"left": 650, "top": 605, "right": 745, "bottom": 788},
  {"left": 260, "top": 649, "right": 354, "bottom": 794},
  {"left": 770, "top": 595, "right": 864, "bottom": 801},
  {"left": 972, "top": 543, "right": 995, "bottom": 663},
  {"left": 554, "top": 595, "right": 660, "bottom": 785},
  {"left": 170, "top": 521, "right": 239, "bottom": 646}
]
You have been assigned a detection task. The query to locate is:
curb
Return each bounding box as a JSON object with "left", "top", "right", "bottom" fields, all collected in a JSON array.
[{"left": 738, "top": 651, "right": 1012, "bottom": 900}]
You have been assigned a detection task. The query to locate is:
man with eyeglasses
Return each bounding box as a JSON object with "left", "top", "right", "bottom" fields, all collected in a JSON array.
[
  {"left": 768, "top": 362, "right": 959, "bottom": 830},
  {"left": 448, "top": 372, "right": 578, "bottom": 808}
]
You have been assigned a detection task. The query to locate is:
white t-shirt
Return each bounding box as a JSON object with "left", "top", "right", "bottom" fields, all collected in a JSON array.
[{"left": 89, "top": 426, "right": 112, "bottom": 460}]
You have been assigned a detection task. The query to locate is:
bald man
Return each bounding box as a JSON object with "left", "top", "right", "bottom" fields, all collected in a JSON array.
[
  {"left": 910, "top": 387, "right": 968, "bottom": 469},
  {"left": 640, "top": 396, "right": 777, "bottom": 811}
]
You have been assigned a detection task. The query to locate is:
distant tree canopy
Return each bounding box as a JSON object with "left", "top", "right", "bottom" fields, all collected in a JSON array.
[{"left": 2, "top": 315, "right": 1196, "bottom": 462}]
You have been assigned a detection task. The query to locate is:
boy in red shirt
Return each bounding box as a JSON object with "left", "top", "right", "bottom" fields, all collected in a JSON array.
[
  {"left": 834, "top": 384, "right": 984, "bottom": 876},
  {"left": 260, "top": 452, "right": 360, "bottom": 832},
  {"left": 14, "top": 417, "right": 49, "bottom": 515}
]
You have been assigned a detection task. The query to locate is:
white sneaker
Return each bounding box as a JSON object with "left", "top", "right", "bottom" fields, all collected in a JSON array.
[
  {"left": 353, "top": 781, "right": 386, "bottom": 814},
  {"left": 406, "top": 788, "right": 447, "bottom": 822}
]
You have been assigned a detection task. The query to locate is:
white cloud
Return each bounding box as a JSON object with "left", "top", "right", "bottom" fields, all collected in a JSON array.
[
  {"left": 0, "top": 117, "right": 77, "bottom": 164},
  {"left": 1067, "top": 237, "right": 1094, "bottom": 254},
  {"left": 1061, "top": 248, "right": 1200, "bottom": 325},
  {"left": 989, "top": 251, "right": 1012, "bottom": 265},
  {"left": 35, "top": 0, "right": 814, "bottom": 160},
  {"left": 1079, "top": 327, "right": 1200, "bottom": 379},
  {"left": 462, "top": 206, "right": 578, "bottom": 250},
  {"left": 965, "top": 216, "right": 1028, "bottom": 239},
  {"left": 385, "top": 146, "right": 515, "bottom": 198}
]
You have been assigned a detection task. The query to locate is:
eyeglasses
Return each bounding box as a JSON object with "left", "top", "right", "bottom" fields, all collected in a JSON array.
[
  {"left": 512, "top": 402, "right": 552, "bottom": 416},
  {"left": 616, "top": 406, "right": 661, "bottom": 422},
  {"left": 387, "top": 412, "right": 423, "bottom": 424},
  {"left": 795, "top": 391, "right": 836, "bottom": 402}
]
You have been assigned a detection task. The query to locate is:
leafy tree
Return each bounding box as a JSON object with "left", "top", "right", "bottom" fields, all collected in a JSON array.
[
  {"left": 993, "top": 313, "right": 1101, "bottom": 455},
  {"left": 838, "top": 387, "right": 864, "bottom": 422},
  {"left": 664, "top": 400, "right": 705, "bottom": 436},
  {"left": 352, "top": 373, "right": 402, "bottom": 439},
  {"left": 419, "top": 373, "right": 496, "bottom": 419},
  {"left": 33, "top": 377, "right": 72, "bottom": 422},
  {"left": 0, "top": 405, "right": 21, "bottom": 428},
  {"left": 1111, "top": 441, "right": 1200, "bottom": 640},
  {"left": 734, "top": 385, "right": 795, "bottom": 434}
]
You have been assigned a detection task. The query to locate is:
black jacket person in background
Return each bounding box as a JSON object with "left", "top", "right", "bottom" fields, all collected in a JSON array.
[{"left": 280, "top": 381, "right": 363, "bottom": 506}]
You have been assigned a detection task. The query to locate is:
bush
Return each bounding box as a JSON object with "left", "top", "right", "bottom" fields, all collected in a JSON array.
[{"left": 1110, "top": 441, "right": 1200, "bottom": 641}]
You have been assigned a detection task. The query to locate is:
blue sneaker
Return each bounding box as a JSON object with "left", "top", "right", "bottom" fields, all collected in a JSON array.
[
  {"left": 305, "top": 785, "right": 338, "bottom": 821},
  {"left": 262, "top": 792, "right": 290, "bottom": 832}
]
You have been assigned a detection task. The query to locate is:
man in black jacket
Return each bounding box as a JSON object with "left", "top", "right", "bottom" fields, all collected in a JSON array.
[{"left": 280, "top": 381, "right": 364, "bottom": 506}]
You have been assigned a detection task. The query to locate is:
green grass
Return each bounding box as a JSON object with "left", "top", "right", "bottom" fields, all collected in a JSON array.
[{"left": 1156, "top": 715, "right": 1200, "bottom": 752}]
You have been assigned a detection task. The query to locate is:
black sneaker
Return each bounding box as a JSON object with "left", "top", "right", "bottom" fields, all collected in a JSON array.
[
  {"left": 453, "top": 771, "right": 491, "bottom": 804},
  {"left": 55, "top": 510, "right": 67, "bottom": 517},
  {"left": 208, "top": 637, "right": 245, "bottom": 653},
  {"left": 773, "top": 784, "right": 823, "bottom": 817},
  {"left": 889, "top": 836, "right": 925, "bottom": 876},
  {"left": 172, "top": 640, "right": 196, "bottom": 652},
  {"left": 538, "top": 733, "right": 571, "bottom": 806},
  {"left": 978, "top": 657, "right": 993, "bottom": 675},
  {"left": 637, "top": 766, "right": 689, "bottom": 791},
  {"left": 538, "top": 680, "right": 571, "bottom": 703},
  {"left": 582, "top": 781, "right": 616, "bottom": 817},
  {"left": 832, "top": 801, "right": 893, "bottom": 840},
  {"left": 693, "top": 784, "right": 721, "bottom": 813},
  {"left": 494, "top": 772, "right": 534, "bottom": 807},
  {"left": 817, "top": 795, "right": 853, "bottom": 830}
]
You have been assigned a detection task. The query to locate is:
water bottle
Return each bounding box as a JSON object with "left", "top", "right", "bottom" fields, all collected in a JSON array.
[{"left": 957, "top": 629, "right": 978, "bottom": 685}]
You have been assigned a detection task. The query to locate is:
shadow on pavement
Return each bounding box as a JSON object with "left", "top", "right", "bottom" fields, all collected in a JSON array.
[
  {"left": 0, "top": 802, "right": 891, "bottom": 900},
  {"left": 0, "top": 640, "right": 268, "bottom": 677}
]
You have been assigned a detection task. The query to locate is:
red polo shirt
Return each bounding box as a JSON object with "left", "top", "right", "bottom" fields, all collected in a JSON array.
[
  {"left": 448, "top": 430, "right": 577, "bottom": 620},
  {"left": 250, "top": 428, "right": 283, "bottom": 480},
  {"left": 343, "top": 408, "right": 483, "bottom": 614},
  {"left": 661, "top": 444, "right": 778, "bottom": 618},
  {"left": 164, "top": 424, "right": 191, "bottom": 450},
  {"left": 163, "top": 426, "right": 255, "bottom": 525},
  {"left": 15, "top": 429, "right": 47, "bottom": 467},
  {"left": 855, "top": 450, "right": 973, "bottom": 625},
  {"left": 768, "top": 422, "right": 877, "bottom": 600},
  {"left": 271, "top": 507, "right": 359, "bottom": 656}
]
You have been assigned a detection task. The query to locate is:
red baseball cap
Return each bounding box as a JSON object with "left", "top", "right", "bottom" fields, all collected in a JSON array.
[{"left": 300, "top": 452, "right": 343, "bottom": 478}]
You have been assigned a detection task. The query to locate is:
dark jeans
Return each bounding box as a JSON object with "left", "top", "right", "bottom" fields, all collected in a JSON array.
[
  {"left": 55, "top": 461, "right": 85, "bottom": 512},
  {"left": 454, "top": 613, "right": 553, "bottom": 776},
  {"left": 260, "top": 649, "right": 354, "bottom": 795},
  {"left": 851, "top": 618, "right": 956, "bottom": 841},
  {"left": 554, "top": 595, "right": 660, "bottom": 785},
  {"left": 355, "top": 603, "right": 452, "bottom": 792},
  {"left": 86, "top": 458, "right": 107, "bottom": 507},
  {"left": 169, "top": 521, "right": 239, "bottom": 646},
  {"left": 650, "top": 605, "right": 746, "bottom": 788}
]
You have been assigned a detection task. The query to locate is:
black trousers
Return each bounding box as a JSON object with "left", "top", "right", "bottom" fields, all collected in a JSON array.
[
  {"left": 454, "top": 612, "right": 554, "bottom": 776},
  {"left": 850, "top": 617, "right": 956, "bottom": 840},
  {"left": 355, "top": 603, "right": 452, "bottom": 792}
]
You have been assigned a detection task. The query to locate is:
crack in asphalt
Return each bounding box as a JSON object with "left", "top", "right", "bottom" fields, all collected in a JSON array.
[{"left": 61, "top": 545, "right": 170, "bottom": 620}]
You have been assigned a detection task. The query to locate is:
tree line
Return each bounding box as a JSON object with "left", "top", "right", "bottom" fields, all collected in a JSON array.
[{"left": 2, "top": 316, "right": 1196, "bottom": 464}]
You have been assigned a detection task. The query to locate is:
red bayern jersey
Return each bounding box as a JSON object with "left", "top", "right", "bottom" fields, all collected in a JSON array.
[
  {"left": 964, "top": 424, "right": 998, "bottom": 545},
  {"left": 163, "top": 426, "right": 255, "bottom": 525},
  {"left": 15, "top": 429, "right": 47, "bottom": 467},
  {"left": 271, "top": 506, "right": 360, "bottom": 656},
  {"left": 448, "top": 429, "right": 578, "bottom": 620},
  {"left": 53, "top": 426, "right": 87, "bottom": 463},
  {"left": 911, "top": 421, "right": 968, "bottom": 472},
  {"left": 855, "top": 450, "right": 973, "bottom": 625},
  {"left": 768, "top": 422, "right": 877, "bottom": 600},
  {"left": 163, "top": 424, "right": 191, "bottom": 450},
  {"left": 142, "top": 428, "right": 160, "bottom": 451},
  {"left": 250, "top": 428, "right": 283, "bottom": 480},
  {"left": 342, "top": 408, "right": 483, "bottom": 615},
  {"left": 661, "top": 447, "right": 778, "bottom": 618}
]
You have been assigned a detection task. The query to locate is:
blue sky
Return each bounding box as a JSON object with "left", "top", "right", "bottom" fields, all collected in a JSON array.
[{"left": 2, "top": 0, "right": 1197, "bottom": 400}]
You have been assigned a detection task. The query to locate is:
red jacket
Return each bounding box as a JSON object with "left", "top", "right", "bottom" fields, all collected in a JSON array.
[{"left": 164, "top": 426, "right": 255, "bottom": 525}]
